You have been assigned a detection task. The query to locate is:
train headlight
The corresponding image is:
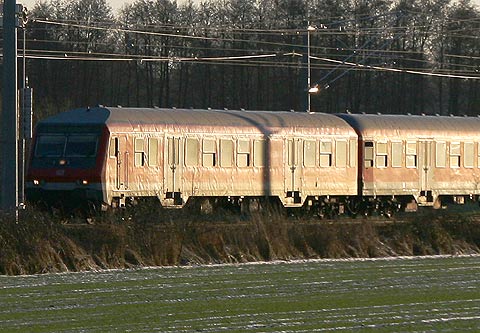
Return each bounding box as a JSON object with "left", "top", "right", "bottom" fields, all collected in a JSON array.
[
  {"left": 81, "top": 180, "right": 89, "bottom": 185},
  {"left": 59, "top": 159, "right": 67, "bottom": 166},
  {"left": 33, "top": 179, "right": 40, "bottom": 186}
]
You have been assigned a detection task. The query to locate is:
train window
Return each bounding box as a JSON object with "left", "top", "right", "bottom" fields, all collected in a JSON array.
[
  {"left": 303, "top": 140, "right": 316, "bottom": 167},
  {"left": 450, "top": 142, "right": 461, "bottom": 168},
  {"left": 391, "top": 142, "right": 402, "bottom": 168},
  {"left": 168, "top": 138, "right": 180, "bottom": 166},
  {"left": 478, "top": 143, "right": 480, "bottom": 168},
  {"left": 436, "top": 142, "right": 446, "bottom": 168},
  {"left": 65, "top": 135, "right": 98, "bottom": 157},
  {"left": 237, "top": 139, "right": 251, "bottom": 167},
  {"left": 349, "top": 139, "right": 357, "bottom": 167},
  {"left": 376, "top": 142, "right": 388, "bottom": 168},
  {"left": 35, "top": 135, "right": 65, "bottom": 157},
  {"left": 203, "top": 139, "right": 217, "bottom": 167},
  {"left": 464, "top": 142, "right": 474, "bottom": 168},
  {"left": 185, "top": 138, "right": 199, "bottom": 166},
  {"left": 134, "top": 138, "right": 145, "bottom": 167},
  {"left": 287, "top": 139, "right": 298, "bottom": 166},
  {"left": 364, "top": 141, "right": 374, "bottom": 168},
  {"left": 320, "top": 141, "right": 332, "bottom": 167},
  {"left": 220, "top": 140, "right": 233, "bottom": 167},
  {"left": 148, "top": 138, "right": 158, "bottom": 167},
  {"left": 406, "top": 142, "right": 417, "bottom": 168},
  {"left": 336, "top": 140, "right": 347, "bottom": 168},
  {"left": 254, "top": 140, "right": 266, "bottom": 167},
  {"left": 109, "top": 138, "right": 119, "bottom": 158}
]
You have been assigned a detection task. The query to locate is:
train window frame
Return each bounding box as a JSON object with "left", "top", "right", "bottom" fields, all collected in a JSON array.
[
  {"left": 406, "top": 141, "right": 417, "bottom": 168},
  {"left": 391, "top": 141, "right": 403, "bottom": 168},
  {"left": 364, "top": 141, "right": 374, "bottom": 168},
  {"left": 134, "top": 138, "right": 145, "bottom": 167},
  {"left": 237, "top": 139, "right": 251, "bottom": 167},
  {"left": 349, "top": 139, "right": 357, "bottom": 167},
  {"left": 109, "top": 137, "right": 119, "bottom": 158},
  {"left": 319, "top": 140, "right": 333, "bottom": 168},
  {"left": 436, "top": 141, "right": 447, "bottom": 168},
  {"left": 220, "top": 139, "right": 234, "bottom": 168},
  {"left": 478, "top": 142, "right": 480, "bottom": 168},
  {"left": 167, "top": 137, "right": 180, "bottom": 166},
  {"left": 287, "top": 139, "right": 298, "bottom": 167},
  {"left": 64, "top": 134, "right": 98, "bottom": 158},
  {"left": 185, "top": 138, "right": 199, "bottom": 167},
  {"left": 202, "top": 138, "right": 217, "bottom": 167},
  {"left": 303, "top": 140, "right": 316, "bottom": 167},
  {"left": 148, "top": 138, "right": 158, "bottom": 167},
  {"left": 450, "top": 142, "right": 461, "bottom": 168},
  {"left": 464, "top": 142, "right": 474, "bottom": 169},
  {"left": 336, "top": 140, "right": 347, "bottom": 168},
  {"left": 253, "top": 139, "right": 266, "bottom": 167},
  {"left": 34, "top": 134, "right": 66, "bottom": 158},
  {"left": 375, "top": 142, "right": 388, "bottom": 168}
]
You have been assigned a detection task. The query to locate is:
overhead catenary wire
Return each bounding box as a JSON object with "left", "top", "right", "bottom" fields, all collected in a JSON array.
[{"left": 17, "top": 14, "right": 479, "bottom": 81}]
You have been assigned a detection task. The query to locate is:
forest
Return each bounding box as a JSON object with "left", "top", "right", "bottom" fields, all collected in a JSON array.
[{"left": 2, "top": 0, "right": 480, "bottom": 119}]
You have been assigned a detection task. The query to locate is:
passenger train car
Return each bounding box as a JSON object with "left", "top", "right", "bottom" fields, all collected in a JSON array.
[
  {"left": 26, "top": 107, "right": 358, "bottom": 214},
  {"left": 25, "top": 107, "right": 480, "bottom": 215}
]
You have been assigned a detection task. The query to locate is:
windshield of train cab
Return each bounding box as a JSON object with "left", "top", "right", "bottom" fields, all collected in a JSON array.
[
  {"left": 35, "top": 134, "right": 98, "bottom": 158},
  {"left": 32, "top": 129, "right": 101, "bottom": 168}
]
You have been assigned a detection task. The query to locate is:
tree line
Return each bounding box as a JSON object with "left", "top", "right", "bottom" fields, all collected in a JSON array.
[{"left": 6, "top": 0, "right": 480, "bottom": 119}]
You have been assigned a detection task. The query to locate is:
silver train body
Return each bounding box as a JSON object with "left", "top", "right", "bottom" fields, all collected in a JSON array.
[{"left": 25, "top": 107, "right": 480, "bottom": 214}]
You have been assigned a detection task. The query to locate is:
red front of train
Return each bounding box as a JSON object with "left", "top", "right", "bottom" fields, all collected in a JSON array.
[{"left": 25, "top": 108, "right": 110, "bottom": 209}]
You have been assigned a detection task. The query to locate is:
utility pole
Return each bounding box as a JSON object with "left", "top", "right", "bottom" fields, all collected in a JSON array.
[{"left": 1, "top": 0, "right": 19, "bottom": 211}]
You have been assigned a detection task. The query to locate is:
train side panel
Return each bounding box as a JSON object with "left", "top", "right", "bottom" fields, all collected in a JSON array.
[{"left": 339, "top": 113, "right": 480, "bottom": 207}]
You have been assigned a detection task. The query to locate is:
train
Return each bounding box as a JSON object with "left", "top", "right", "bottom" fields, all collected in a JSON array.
[{"left": 25, "top": 106, "right": 480, "bottom": 216}]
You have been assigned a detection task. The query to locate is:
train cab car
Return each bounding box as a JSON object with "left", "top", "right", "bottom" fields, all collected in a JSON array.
[
  {"left": 338, "top": 113, "right": 480, "bottom": 210},
  {"left": 26, "top": 108, "right": 110, "bottom": 209},
  {"left": 26, "top": 107, "right": 358, "bottom": 212}
]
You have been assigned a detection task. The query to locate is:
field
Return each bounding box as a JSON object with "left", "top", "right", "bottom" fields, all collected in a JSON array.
[{"left": 1, "top": 255, "right": 479, "bottom": 332}]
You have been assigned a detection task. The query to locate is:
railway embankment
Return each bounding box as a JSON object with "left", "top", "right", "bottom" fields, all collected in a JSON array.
[{"left": 1, "top": 204, "right": 480, "bottom": 275}]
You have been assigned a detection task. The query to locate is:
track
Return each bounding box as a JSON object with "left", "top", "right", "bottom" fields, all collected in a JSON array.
[{"left": 63, "top": 202, "right": 480, "bottom": 227}]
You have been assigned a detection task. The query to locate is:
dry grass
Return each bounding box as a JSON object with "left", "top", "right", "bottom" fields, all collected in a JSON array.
[{"left": 1, "top": 203, "right": 479, "bottom": 275}]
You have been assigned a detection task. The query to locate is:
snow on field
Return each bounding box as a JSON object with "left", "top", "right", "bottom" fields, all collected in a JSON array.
[{"left": 1, "top": 255, "right": 479, "bottom": 332}]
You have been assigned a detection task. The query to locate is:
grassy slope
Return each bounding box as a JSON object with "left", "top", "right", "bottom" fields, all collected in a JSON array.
[{"left": 1, "top": 203, "right": 479, "bottom": 275}]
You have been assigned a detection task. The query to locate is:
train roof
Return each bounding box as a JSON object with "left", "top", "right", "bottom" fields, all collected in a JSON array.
[
  {"left": 338, "top": 113, "right": 480, "bottom": 139},
  {"left": 37, "top": 106, "right": 357, "bottom": 136}
]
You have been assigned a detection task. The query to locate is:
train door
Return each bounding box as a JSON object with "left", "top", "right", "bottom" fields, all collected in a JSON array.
[
  {"left": 284, "top": 138, "right": 303, "bottom": 204},
  {"left": 419, "top": 140, "right": 434, "bottom": 202},
  {"left": 111, "top": 135, "right": 129, "bottom": 191},
  {"left": 164, "top": 136, "right": 183, "bottom": 204}
]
